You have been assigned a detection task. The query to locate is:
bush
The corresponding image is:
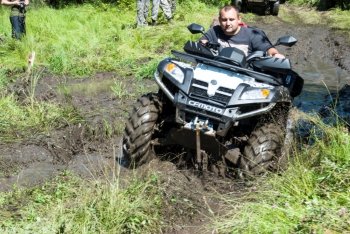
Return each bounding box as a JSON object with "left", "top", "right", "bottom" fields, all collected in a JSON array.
[
  {"left": 44, "top": 0, "right": 131, "bottom": 9},
  {"left": 288, "top": 0, "right": 349, "bottom": 10}
]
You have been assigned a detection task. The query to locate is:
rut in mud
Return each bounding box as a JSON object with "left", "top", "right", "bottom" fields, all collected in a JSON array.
[{"left": 1, "top": 8, "right": 350, "bottom": 233}]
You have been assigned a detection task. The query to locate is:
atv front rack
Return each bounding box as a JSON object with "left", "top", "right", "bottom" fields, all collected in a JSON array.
[
  {"left": 171, "top": 50, "right": 282, "bottom": 86},
  {"left": 154, "top": 70, "right": 277, "bottom": 125}
]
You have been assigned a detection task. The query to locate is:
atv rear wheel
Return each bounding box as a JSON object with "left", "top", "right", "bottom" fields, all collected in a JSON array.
[
  {"left": 240, "top": 122, "right": 287, "bottom": 176},
  {"left": 270, "top": 1, "right": 280, "bottom": 16},
  {"left": 120, "top": 93, "right": 162, "bottom": 168}
]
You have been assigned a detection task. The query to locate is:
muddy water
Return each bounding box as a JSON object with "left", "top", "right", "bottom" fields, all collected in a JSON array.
[{"left": 294, "top": 60, "right": 350, "bottom": 113}]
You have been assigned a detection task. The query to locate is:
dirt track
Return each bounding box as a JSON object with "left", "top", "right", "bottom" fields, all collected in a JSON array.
[{"left": 1, "top": 6, "right": 350, "bottom": 233}]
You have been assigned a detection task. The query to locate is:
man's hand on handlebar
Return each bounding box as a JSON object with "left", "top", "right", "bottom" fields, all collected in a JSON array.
[
  {"left": 267, "top": 47, "right": 285, "bottom": 59},
  {"left": 200, "top": 40, "right": 220, "bottom": 50}
]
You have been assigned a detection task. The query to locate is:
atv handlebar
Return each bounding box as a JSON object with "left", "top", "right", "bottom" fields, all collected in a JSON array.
[{"left": 205, "top": 42, "right": 220, "bottom": 50}]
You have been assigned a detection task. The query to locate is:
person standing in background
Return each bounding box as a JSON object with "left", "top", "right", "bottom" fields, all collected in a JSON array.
[
  {"left": 1, "top": 0, "right": 30, "bottom": 39},
  {"left": 136, "top": 0, "right": 150, "bottom": 27},
  {"left": 151, "top": 0, "right": 172, "bottom": 26}
]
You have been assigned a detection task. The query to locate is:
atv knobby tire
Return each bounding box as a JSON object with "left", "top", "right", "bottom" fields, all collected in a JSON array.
[
  {"left": 270, "top": 1, "right": 280, "bottom": 16},
  {"left": 121, "top": 93, "right": 162, "bottom": 168},
  {"left": 241, "top": 123, "right": 286, "bottom": 176}
]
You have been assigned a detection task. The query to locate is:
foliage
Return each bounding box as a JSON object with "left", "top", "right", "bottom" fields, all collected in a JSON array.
[
  {"left": 0, "top": 172, "right": 163, "bottom": 233},
  {"left": 39, "top": 0, "right": 134, "bottom": 9},
  {"left": 198, "top": 0, "right": 230, "bottom": 7},
  {"left": 328, "top": 8, "right": 350, "bottom": 30},
  {"left": 212, "top": 116, "right": 350, "bottom": 233},
  {"left": 288, "top": 0, "right": 350, "bottom": 10},
  {"left": 0, "top": 2, "right": 215, "bottom": 78},
  {"left": 0, "top": 94, "right": 81, "bottom": 142}
]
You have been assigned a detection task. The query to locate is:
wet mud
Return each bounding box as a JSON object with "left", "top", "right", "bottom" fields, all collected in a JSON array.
[{"left": 1, "top": 8, "right": 350, "bottom": 233}]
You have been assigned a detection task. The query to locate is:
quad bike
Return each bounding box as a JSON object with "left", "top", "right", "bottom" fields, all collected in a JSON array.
[
  {"left": 120, "top": 23, "right": 303, "bottom": 178},
  {"left": 232, "top": 0, "right": 281, "bottom": 16}
]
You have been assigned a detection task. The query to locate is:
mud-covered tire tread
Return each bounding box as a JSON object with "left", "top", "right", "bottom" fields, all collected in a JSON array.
[
  {"left": 242, "top": 123, "right": 284, "bottom": 175},
  {"left": 122, "top": 93, "right": 162, "bottom": 168}
]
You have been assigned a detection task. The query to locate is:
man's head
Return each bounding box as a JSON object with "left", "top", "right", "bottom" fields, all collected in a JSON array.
[{"left": 219, "top": 5, "right": 242, "bottom": 35}]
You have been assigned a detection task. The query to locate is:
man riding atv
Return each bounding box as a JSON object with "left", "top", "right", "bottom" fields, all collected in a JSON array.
[
  {"left": 201, "top": 5, "right": 284, "bottom": 58},
  {"left": 120, "top": 5, "right": 303, "bottom": 178}
]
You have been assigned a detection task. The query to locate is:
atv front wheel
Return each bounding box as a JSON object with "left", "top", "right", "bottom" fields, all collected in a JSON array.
[
  {"left": 240, "top": 122, "right": 287, "bottom": 176},
  {"left": 120, "top": 93, "right": 162, "bottom": 168}
]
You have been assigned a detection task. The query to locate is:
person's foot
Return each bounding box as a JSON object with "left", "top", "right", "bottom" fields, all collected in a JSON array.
[
  {"left": 167, "top": 18, "right": 173, "bottom": 24},
  {"left": 137, "top": 22, "right": 148, "bottom": 28}
]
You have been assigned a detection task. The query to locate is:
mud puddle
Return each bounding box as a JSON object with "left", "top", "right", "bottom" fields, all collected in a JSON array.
[{"left": 0, "top": 73, "right": 158, "bottom": 191}]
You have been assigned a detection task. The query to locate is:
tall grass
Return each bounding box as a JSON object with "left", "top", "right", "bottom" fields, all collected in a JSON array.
[
  {"left": 211, "top": 116, "right": 350, "bottom": 233},
  {"left": 0, "top": 1, "right": 217, "bottom": 141},
  {"left": 0, "top": 94, "right": 81, "bottom": 142},
  {"left": 0, "top": 2, "right": 217, "bottom": 79},
  {"left": 0, "top": 172, "right": 164, "bottom": 233}
]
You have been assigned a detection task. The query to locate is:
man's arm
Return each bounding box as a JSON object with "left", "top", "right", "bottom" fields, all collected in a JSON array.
[
  {"left": 199, "top": 26, "right": 219, "bottom": 45},
  {"left": 250, "top": 27, "right": 285, "bottom": 59},
  {"left": 1, "top": 0, "right": 20, "bottom": 6}
]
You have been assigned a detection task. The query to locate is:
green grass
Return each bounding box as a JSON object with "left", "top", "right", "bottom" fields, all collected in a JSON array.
[
  {"left": 0, "top": 172, "right": 164, "bottom": 233},
  {"left": 0, "top": 2, "right": 217, "bottom": 79},
  {"left": 0, "top": 94, "right": 81, "bottom": 142},
  {"left": 211, "top": 115, "right": 350, "bottom": 233},
  {"left": 0, "top": 1, "right": 217, "bottom": 142},
  {"left": 279, "top": 3, "right": 350, "bottom": 31}
]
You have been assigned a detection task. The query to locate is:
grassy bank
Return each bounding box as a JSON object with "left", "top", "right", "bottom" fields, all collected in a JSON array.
[
  {"left": 211, "top": 115, "right": 350, "bottom": 233},
  {"left": 0, "top": 2, "right": 217, "bottom": 79},
  {"left": 0, "top": 1, "right": 217, "bottom": 141},
  {"left": 1, "top": 117, "right": 349, "bottom": 233},
  {"left": 0, "top": 172, "right": 164, "bottom": 233}
]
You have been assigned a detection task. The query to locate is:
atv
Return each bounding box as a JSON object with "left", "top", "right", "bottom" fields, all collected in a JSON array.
[
  {"left": 232, "top": 0, "right": 281, "bottom": 16},
  {"left": 120, "top": 23, "right": 303, "bottom": 178}
]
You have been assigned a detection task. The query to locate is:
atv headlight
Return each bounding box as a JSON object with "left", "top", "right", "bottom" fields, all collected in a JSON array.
[
  {"left": 240, "top": 88, "right": 271, "bottom": 100},
  {"left": 165, "top": 63, "right": 185, "bottom": 84}
]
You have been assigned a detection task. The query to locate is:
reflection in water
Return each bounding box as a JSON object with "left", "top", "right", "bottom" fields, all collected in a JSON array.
[
  {"left": 294, "top": 58, "right": 350, "bottom": 114},
  {"left": 293, "top": 83, "right": 333, "bottom": 113},
  {"left": 292, "top": 59, "right": 350, "bottom": 140}
]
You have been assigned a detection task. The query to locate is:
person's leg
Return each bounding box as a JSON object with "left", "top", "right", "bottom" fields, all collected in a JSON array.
[
  {"left": 10, "top": 16, "right": 21, "bottom": 39},
  {"left": 170, "top": 0, "right": 176, "bottom": 14},
  {"left": 151, "top": 0, "right": 160, "bottom": 24},
  {"left": 144, "top": 0, "right": 150, "bottom": 22},
  {"left": 160, "top": 0, "right": 172, "bottom": 20},
  {"left": 136, "top": 0, "right": 147, "bottom": 27},
  {"left": 19, "top": 16, "right": 26, "bottom": 36}
]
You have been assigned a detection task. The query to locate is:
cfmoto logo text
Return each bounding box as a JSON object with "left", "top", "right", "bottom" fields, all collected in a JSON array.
[{"left": 188, "top": 101, "right": 223, "bottom": 114}]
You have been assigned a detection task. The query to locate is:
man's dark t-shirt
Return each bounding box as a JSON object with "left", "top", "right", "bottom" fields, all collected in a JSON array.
[{"left": 202, "top": 25, "right": 273, "bottom": 56}]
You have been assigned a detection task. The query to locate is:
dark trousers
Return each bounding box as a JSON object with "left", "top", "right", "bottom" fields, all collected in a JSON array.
[{"left": 10, "top": 16, "right": 26, "bottom": 40}]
